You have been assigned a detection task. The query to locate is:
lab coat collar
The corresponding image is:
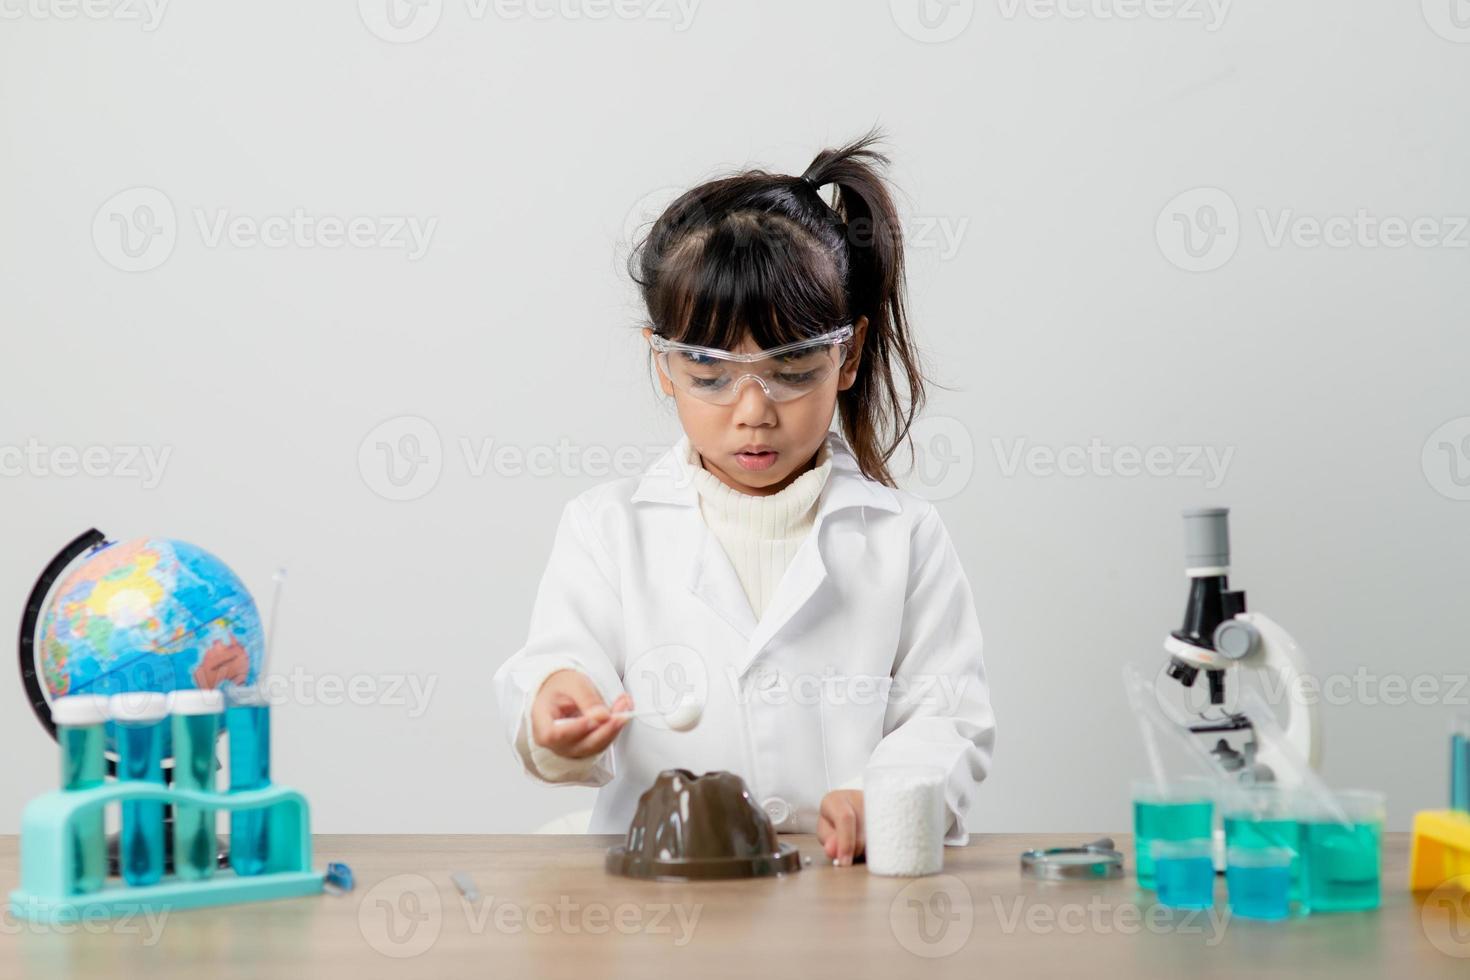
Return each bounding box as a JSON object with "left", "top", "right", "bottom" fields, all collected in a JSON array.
[
  {"left": 629, "top": 431, "right": 902, "bottom": 519},
  {"left": 631, "top": 431, "right": 901, "bottom": 673}
]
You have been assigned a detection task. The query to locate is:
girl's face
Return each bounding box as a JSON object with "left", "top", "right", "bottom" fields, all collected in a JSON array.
[{"left": 644, "top": 318, "right": 868, "bottom": 496}]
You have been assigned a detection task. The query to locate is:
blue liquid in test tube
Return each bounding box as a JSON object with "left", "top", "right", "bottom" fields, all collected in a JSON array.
[
  {"left": 1452, "top": 713, "right": 1470, "bottom": 814},
  {"left": 169, "top": 689, "right": 224, "bottom": 880},
  {"left": 226, "top": 691, "right": 272, "bottom": 876},
  {"left": 111, "top": 693, "right": 168, "bottom": 886},
  {"left": 54, "top": 695, "right": 110, "bottom": 895}
]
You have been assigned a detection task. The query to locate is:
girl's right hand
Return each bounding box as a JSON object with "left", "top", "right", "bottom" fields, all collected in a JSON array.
[{"left": 530, "top": 669, "right": 632, "bottom": 759}]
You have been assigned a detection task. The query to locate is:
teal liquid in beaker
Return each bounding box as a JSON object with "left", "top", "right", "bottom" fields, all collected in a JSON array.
[
  {"left": 1134, "top": 798, "right": 1214, "bottom": 889},
  {"left": 1452, "top": 732, "right": 1470, "bottom": 814},
  {"left": 1155, "top": 850, "right": 1216, "bottom": 909},
  {"left": 1224, "top": 815, "right": 1301, "bottom": 900},
  {"left": 1299, "top": 820, "right": 1381, "bottom": 913},
  {"left": 59, "top": 722, "right": 107, "bottom": 894},
  {"left": 172, "top": 706, "right": 221, "bottom": 880},
  {"left": 1226, "top": 847, "right": 1293, "bottom": 921},
  {"left": 226, "top": 702, "right": 272, "bottom": 876}
]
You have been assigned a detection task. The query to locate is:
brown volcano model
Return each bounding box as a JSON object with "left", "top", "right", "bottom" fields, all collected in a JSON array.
[{"left": 606, "top": 769, "right": 803, "bottom": 881}]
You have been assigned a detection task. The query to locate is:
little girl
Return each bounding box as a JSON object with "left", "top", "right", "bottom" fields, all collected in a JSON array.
[{"left": 493, "top": 130, "right": 995, "bottom": 865}]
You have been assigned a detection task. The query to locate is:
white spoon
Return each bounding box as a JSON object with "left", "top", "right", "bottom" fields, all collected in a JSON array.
[{"left": 554, "top": 698, "right": 703, "bottom": 733}]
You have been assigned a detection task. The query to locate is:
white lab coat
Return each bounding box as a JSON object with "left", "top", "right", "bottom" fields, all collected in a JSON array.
[{"left": 492, "top": 431, "right": 995, "bottom": 841}]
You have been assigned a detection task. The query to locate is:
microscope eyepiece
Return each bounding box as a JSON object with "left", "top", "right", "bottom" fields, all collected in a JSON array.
[{"left": 1181, "top": 506, "right": 1230, "bottom": 574}]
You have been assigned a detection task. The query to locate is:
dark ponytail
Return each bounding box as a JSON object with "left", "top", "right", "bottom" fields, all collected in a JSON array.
[{"left": 629, "top": 126, "right": 928, "bottom": 487}]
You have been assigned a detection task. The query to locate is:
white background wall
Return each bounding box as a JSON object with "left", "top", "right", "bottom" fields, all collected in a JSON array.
[{"left": 2, "top": 1, "right": 1468, "bottom": 834}]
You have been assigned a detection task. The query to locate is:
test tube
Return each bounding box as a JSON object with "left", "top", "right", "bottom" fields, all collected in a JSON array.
[
  {"left": 168, "top": 690, "right": 224, "bottom": 880},
  {"left": 1452, "top": 711, "right": 1470, "bottom": 814},
  {"left": 226, "top": 687, "right": 272, "bottom": 876},
  {"left": 53, "top": 694, "right": 109, "bottom": 894},
  {"left": 110, "top": 692, "right": 168, "bottom": 886}
]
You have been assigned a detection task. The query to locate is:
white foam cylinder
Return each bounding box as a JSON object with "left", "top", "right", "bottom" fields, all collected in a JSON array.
[{"left": 864, "top": 764, "right": 946, "bottom": 877}]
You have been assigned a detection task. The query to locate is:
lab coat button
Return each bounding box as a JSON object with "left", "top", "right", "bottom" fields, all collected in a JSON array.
[
  {"left": 762, "top": 796, "right": 791, "bottom": 825},
  {"left": 754, "top": 668, "right": 780, "bottom": 691}
]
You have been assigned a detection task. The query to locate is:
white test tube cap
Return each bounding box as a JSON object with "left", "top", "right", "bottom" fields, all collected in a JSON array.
[
  {"left": 167, "top": 689, "right": 225, "bottom": 716},
  {"left": 52, "top": 694, "right": 110, "bottom": 727},
  {"left": 110, "top": 691, "right": 169, "bottom": 723}
]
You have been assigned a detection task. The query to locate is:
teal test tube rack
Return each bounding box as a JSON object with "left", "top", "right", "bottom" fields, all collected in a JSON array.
[{"left": 8, "top": 780, "right": 324, "bottom": 922}]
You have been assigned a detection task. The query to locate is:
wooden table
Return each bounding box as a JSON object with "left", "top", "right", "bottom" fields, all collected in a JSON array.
[{"left": 1, "top": 833, "right": 1466, "bottom": 978}]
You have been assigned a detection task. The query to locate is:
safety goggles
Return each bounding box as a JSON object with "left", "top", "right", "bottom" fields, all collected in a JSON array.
[{"left": 648, "top": 324, "right": 854, "bottom": 405}]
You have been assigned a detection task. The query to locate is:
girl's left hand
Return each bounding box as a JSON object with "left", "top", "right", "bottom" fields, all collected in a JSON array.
[{"left": 818, "top": 790, "right": 865, "bottom": 866}]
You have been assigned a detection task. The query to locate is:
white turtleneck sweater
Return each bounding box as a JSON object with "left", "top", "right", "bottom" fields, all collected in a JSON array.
[
  {"left": 522, "top": 437, "right": 835, "bottom": 780},
  {"left": 683, "top": 437, "right": 834, "bottom": 621}
]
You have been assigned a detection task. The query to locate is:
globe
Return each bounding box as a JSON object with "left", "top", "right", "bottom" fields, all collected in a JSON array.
[{"left": 37, "top": 537, "right": 264, "bottom": 752}]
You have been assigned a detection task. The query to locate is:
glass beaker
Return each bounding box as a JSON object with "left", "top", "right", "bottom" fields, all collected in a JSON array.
[
  {"left": 1298, "top": 789, "right": 1383, "bottom": 914},
  {"left": 1132, "top": 777, "right": 1215, "bottom": 889}
]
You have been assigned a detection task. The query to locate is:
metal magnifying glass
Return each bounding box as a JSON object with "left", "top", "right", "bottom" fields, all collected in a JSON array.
[{"left": 1020, "top": 837, "right": 1125, "bottom": 880}]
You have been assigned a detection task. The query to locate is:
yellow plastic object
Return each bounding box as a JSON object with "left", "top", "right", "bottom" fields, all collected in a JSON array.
[{"left": 1408, "top": 810, "right": 1470, "bottom": 892}]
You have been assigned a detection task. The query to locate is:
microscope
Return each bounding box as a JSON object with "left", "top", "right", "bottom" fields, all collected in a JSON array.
[{"left": 1158, "top": 507, "right": 1322, "bottom": 787}]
